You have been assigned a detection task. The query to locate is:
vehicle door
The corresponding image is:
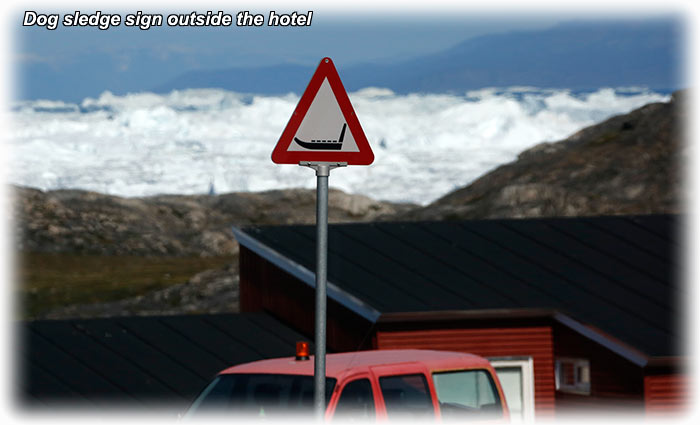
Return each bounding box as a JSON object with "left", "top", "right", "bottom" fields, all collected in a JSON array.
[{"left": 370, "top": 363, "right": 439, "bottom": 421}]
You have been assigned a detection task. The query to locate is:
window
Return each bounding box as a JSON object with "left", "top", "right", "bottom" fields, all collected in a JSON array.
[
  {"left": 183, "top": 374, "right": 336, "bottom": 419},
  {"left": 489, "top": 357, "right": 535, "bottom": 423},
  {"left": 379, "top": 374, "right": 434, "bottom": 419},
  {"left": 333, "top": 378, "right": 375, "bottom": 421},
  {"left": 555, "top": 358, "right": 590, "bottom": 395},
  {"left": 432, "top": 370, "right": 503, "bottom": 420}
]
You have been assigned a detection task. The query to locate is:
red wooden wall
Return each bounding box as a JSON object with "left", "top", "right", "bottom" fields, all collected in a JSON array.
[
  {"left": 240, "top": 245, "right": 374, "bottom": 352},
  {"left": 644, "top": 374, "right": 689, "bottom": 416}
]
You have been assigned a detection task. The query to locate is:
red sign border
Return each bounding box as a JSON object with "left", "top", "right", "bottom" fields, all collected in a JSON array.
[{"left": 271, "top": 57, "right": 374, "bottom": 165}]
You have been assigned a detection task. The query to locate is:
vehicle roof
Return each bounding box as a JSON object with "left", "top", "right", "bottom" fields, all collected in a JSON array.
[{"left": 219, "top": 349, "right": 491, "bottom": 378}]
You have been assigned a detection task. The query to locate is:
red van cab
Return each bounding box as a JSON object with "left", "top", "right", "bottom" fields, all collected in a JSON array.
[{"left": 184, "top": 348, "right": 509, "bottom": 422}]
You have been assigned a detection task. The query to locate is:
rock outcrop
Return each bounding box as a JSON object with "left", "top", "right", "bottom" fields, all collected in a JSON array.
[
  {"left": 391, "top": 91, "right": 684, "bottom": 221},
  {"left": 14, "top": 187, "right": 414, "bottom": 257},
  {"left": 14, "top": 186, "right": 413, "bottom": 319}
]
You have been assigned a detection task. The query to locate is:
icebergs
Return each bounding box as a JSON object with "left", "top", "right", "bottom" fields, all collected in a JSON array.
[{"left": 8, "top": 87, "right": 669, "bottom": 204}]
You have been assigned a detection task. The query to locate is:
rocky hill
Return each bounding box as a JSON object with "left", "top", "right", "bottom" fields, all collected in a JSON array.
[
  {"left": 15, "top": 187, "right": 414, "bottom": 257},
  {"left": 15, "top": 92, "right": 684, "bottom": 319},
  {"left": 14, "top": 187, "right": 413, "bottom": 319},
  {"left": 393, "top": 91, "right": 684, "bottom": 221}
]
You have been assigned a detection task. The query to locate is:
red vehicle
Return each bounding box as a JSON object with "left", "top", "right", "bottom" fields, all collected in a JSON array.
[{"left": 184, "top": 346, "right": 509, "bottom": 422}]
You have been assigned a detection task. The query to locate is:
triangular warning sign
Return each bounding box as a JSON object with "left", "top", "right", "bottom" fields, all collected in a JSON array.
[{"left": 271, "top": 57, "right": 374, "bottom": 165}]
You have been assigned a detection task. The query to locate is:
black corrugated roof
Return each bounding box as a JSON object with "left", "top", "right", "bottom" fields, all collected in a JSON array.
[
  {"left": 238, "top": 215, "right": 681, "bottom": 359},
  {"left": 19, "top": 312, "right": 313, "bottom": 411}
]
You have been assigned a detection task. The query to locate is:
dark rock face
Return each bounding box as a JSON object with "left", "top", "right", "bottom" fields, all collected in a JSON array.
[{"left": 393, "top": 91, "right": 684, "bottom": 221}]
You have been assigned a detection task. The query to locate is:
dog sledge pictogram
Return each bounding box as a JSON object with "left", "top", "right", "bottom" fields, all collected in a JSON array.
[{"left": 294, "top": 123, "right": 347, "bottom": 150}]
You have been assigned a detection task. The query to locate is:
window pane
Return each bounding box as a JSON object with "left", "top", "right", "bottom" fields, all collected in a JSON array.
[
  {"left": 432, "top": 370, "right": 503, "bottom": 420},
  {"left": 379, "top": 374, "right": 434, "bottom": 419},
  {"left": 555, "top": 358, "right": 591, "bottom": 395},
  {"left": 333, "top": 378, "right": 375, "bottom": 421}
]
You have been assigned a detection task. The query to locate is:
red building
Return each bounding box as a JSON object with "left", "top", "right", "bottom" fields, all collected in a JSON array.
[{"left": 234, "top": 215, "right": 686, "bottom": 420}]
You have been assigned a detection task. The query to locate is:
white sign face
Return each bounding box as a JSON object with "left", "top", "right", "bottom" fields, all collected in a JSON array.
[{"left": 287, "top": 78, "right": 360, "bottom": 153}]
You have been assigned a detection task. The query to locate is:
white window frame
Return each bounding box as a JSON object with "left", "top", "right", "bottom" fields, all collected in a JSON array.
[
  {"left": 488, "top": 356, "right": 535, "bottom": 423},
  {"left": 554, "top": 357, "right": 591, "bottom": 395}
]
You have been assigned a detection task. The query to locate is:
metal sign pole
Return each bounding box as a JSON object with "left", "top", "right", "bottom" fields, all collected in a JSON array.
[
  {"left": 272, "top": 57, "right": 372, "bottom": 423},
  {"left": 301, "top": 161, "right": 345, "bottom": 422},
  {"left": 314, "top": 163, "right": 328, "bottom": 422}
]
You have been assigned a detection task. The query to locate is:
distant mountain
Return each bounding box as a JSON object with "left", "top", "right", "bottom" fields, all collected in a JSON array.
[
  {"left": 17, "top": 20, "right": 681, "bottom": 102},
  {"left": 155, "top": 20, "right": 682, "bottom": 95},
  {"left": 19, "top": 48, "right": 192, "bottom": 103},
  {"left": 153, "top": 63, "right": 316, "bottom": 96}
]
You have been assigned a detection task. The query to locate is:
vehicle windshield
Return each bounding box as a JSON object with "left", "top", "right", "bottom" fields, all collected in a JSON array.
[{"left": 183, "top": 373, "right": 336, "bottom": 419}]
